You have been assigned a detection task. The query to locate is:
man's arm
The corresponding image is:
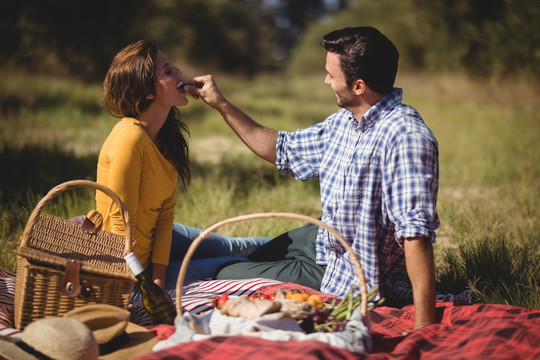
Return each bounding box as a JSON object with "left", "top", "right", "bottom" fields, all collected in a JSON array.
[
  {"left": 403, "top": 236, "right": 436, "bottom": 331},
  {"left": 186, "top": 75, "right": 278, "bottom": 163}
]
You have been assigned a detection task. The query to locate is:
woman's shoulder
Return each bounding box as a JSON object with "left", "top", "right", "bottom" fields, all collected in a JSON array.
[{"left": 108, "top": 118, "right": 148, "bottom": 143}]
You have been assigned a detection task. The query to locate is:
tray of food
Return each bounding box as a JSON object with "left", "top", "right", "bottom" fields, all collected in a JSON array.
[{"left": 154, "top": 213, "right": 375, "bottom": 353}]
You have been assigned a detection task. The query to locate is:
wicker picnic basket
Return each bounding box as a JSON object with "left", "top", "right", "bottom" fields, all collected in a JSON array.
[
  {"left": 14, "top": 180, "right": 136, "bottom": 329},
  {"left": 175, "top": 212, "right": 369, "bottom": 319}
]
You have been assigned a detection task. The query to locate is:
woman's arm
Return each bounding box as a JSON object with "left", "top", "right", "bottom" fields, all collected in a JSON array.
[
  {"left": 103, "top": 129, "right": 143, "bottom": 236},
  {"left": 151, "top": 188, "right": 176, "bottom": 287}
]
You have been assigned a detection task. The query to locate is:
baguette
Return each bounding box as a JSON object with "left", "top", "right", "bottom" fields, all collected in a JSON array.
[{"left": 220, "top": 297, "right": 282, "bottom": 319}]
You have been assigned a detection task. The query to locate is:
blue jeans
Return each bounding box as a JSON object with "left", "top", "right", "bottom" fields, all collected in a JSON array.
[{"left": 164, "top": 223, "right": 271, "bottom": 290}]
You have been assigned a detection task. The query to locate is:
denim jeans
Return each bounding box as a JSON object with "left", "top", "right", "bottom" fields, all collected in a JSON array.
[{"left": 164, "top": 223, "right": 271, "bottom": 290}]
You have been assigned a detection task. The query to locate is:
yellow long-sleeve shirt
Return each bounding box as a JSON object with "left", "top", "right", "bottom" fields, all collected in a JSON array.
[{"left": 96, "top": 118, "right": 177, "bottom": 269}]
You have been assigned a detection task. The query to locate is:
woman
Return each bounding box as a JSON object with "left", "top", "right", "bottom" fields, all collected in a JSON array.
[{"left": 97, "top": 40, "right": 269, "bottom": 291}]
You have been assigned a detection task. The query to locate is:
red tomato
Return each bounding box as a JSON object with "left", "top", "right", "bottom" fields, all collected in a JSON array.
[
  {"left": 258, "top": 293, "right": 270, "bottom": 300},
  {"left": 217, "top": 293, "right": 229, "bottom": 306},
  {"left": 268, "top": 293, "right": 276, "bottom": 301},
  {"left": 248, "top": 294, "right": 258, "bottom": 299}
]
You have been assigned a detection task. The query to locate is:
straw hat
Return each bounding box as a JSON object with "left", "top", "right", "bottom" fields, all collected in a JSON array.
[
  {"left": 65, "top": 304, "right": 157, "bottom": 360},
  {"left": 0, "top": 304, "right": 157, "bottom": 360},
  {"left": 0, "top": 317, "right": 99, "bottom": 360}
]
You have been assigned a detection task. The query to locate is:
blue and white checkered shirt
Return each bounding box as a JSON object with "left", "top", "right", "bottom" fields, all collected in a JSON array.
[{"left": 276, "top": 88, "right": 439, "bottom": 299}]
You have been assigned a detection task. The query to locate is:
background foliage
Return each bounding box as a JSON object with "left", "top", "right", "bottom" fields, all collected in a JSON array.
[{"left": 1, "top": 0, "right": 538, "bottom": 79}]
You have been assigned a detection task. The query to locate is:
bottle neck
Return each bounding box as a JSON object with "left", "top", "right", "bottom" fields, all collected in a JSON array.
[{"left": 124, "top": 252, "right": 144, "bottom": 276}]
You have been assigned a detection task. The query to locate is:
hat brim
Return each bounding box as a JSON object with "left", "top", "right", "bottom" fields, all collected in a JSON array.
[
  {"left": 99, "top": 322, "right": 157, "bottom": 360},
  {"left": 0, "top": 335, "right": 39, "bottom": 360}
]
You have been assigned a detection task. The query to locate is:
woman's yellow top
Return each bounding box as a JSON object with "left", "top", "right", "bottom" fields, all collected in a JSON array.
[{"left": 96, "top": 118, "right": 177, "bottom": 268}]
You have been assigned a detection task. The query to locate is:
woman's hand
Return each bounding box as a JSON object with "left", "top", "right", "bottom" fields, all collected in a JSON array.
[{"left": 152, "top": 263, "right": 167, "bottom": 289}]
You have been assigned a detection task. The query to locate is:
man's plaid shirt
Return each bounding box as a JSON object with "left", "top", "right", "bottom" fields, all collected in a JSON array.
[{"left": 276, "top": 88, "right": 440, "bottom": 299}]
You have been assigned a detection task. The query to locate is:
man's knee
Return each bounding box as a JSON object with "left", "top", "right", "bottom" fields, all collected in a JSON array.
[{"left": 214, "top": 258, "right": 325, "bottom": 290}]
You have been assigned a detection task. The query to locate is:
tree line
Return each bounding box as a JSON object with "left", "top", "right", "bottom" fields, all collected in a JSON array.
[{"left": 1, "top": 0, "right": 538, "bottom": 81}]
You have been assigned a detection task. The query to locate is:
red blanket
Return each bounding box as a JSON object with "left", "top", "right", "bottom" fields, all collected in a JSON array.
[
  {"left": 137, "top": 302, "right": 540, "bottom": 360},
  {"left": 2, "top": 268, "right": 538, "bottom": 359}
]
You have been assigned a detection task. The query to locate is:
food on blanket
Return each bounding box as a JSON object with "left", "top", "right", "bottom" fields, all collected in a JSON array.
[
  {"left": 277, "top": 298, "right": 314, "bottom": 318},
  {"left": 285, "top": 290, "right": 310, "bottom": 302},
  {"left": 299, "top": 308, "right": 349, "bottom": 333},
  {"left": 248, "top": 292, "right": 275, "bottom": 300},
  {"left": 211, "top": 287, "right": 370, "bottom": 333},
  {"left": 248, "top": 292, "right": 276, "bottom": 300},
  {"left": 125, "top": 252, "right": 176, "bottom": 325},
  {"left": 220, "top": 297, "right": 282, "bottom": 319},
  {"left": 212, "top": 293, "right": 230, "bottom": 309},
  {"left": 331, "top": 286, "right": 382, "bottom": 320},
  {"left": 276, "top": 289, "right": 325, "bottom": 310},
  {"left": 292, "top": 286, "right": 381, "bottom": 333}
]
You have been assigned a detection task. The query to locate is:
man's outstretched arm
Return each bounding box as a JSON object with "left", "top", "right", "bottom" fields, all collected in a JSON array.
[{"left": 186, "top": 75, "right": 278, "bottom": 163}]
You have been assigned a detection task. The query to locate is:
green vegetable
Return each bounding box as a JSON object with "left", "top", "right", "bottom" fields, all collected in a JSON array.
[{"left": 331, "top": 286, "right": 384, "bottom": 320}]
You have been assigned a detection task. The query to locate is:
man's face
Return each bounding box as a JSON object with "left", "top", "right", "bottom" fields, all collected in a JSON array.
[{"left": 324, "top": 52, "right": 357, "bottom": 109}]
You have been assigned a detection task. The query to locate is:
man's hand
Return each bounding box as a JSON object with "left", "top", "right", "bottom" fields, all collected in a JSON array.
[
  {"left": 184, "top": 75, "right": 228, "bottom": 109},
  {"left": 185, "top": 74, "right": 278, "bottom": 163},
  {"left": 404, "top": 236, "right": 436, "bottom": 333}
]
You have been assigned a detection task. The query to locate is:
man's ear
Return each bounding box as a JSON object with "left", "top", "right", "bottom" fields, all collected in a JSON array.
[
  {"left": 352, "top": 79, "right": 366, "bottom": 95},
  {"left": 146, "top": 93, "right": 155, "bottom": 99}
]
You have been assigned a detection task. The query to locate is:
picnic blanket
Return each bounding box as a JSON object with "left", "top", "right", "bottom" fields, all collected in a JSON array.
[
  {"left": 1, "top": 266, "right": 539, "bottom": 359},
  {"left": 137, "top": 301, "right": 540, "bottom": 360}
]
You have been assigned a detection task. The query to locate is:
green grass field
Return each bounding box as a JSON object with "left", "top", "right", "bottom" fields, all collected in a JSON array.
[{"left": 1, "top": 71, "right": 538, "bottom": 308}]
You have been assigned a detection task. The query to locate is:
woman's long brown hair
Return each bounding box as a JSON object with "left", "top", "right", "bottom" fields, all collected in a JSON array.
[{"left": 103, "top": 40, "right": 191, "bottom": 187}]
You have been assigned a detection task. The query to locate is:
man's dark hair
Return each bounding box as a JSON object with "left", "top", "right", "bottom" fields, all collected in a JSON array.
[{"left": 322, "top": 26, "right": 399, "bottom": 94}]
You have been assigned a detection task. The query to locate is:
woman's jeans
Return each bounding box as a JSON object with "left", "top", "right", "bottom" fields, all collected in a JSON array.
[{"left": 164, "top": 223, "right": 271, "bottom": 290}]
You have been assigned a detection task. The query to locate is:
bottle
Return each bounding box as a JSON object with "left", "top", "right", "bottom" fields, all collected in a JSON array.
[{"left": 124, "top": 252, "right": 176, "bottom": 325}]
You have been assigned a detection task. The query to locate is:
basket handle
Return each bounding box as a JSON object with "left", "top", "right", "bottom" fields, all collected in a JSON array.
[
  {"left": 175, "top": 212, "right": 368, "bottom": 317},
  {"left": 20, "top": 180, "right": 133, "bottom": 256}
]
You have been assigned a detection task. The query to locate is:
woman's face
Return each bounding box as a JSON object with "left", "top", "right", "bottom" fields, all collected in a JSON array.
[{"left": 152, "top": 51, "right": 189, "bottom": 108}]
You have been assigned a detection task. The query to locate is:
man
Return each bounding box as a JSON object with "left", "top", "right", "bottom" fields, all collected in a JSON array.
[{"left": 186, "top": 26, "right": 438, "bottom": 331}]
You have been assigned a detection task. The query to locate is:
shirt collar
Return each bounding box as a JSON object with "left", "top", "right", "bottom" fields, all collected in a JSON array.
[{"left": 356, "top": 87, "right": 403, "bottom": 132}]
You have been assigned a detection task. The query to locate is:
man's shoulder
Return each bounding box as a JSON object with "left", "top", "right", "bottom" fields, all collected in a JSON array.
[
  {"left": 371, "top": 106, "right": 437, "bottom": 151},
  {"left": 382, "top": 103, "right": 431, "bottom": 133}
]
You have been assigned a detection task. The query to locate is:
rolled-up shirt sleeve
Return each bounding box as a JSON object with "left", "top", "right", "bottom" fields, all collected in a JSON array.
[
  {"left": 276, "top": 121, "right": 331, "bottom": 181},
  {"left": 384, "top": 131, "right": 440, "bottom": 244}
]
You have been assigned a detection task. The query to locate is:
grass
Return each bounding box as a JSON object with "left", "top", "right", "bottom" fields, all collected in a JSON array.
[{"left": 0, "top": 70, "right": 538, "bottom": 309}]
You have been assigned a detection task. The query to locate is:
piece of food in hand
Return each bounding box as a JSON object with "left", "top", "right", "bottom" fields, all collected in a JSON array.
[
  {"left": 177, "top": 80, "right": 203, "bottom": 90},
  {"left": 220, "top": 297, "right": 282, "bottom": 319}
]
